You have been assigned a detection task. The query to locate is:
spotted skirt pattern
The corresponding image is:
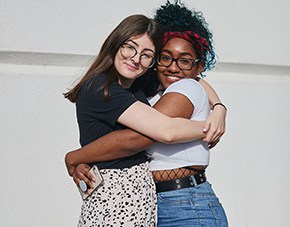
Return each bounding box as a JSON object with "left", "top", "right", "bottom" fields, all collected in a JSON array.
[{"left": 78, "top": 162, "right": 157, "bottom": 227}]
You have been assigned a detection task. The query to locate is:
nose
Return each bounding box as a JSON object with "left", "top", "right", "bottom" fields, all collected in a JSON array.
[
  {"left": 131, "top": 52, "right": 141, "bottom": 64},
  {"left": 167, "top": 59, "right": 180, "bottom": 73}
]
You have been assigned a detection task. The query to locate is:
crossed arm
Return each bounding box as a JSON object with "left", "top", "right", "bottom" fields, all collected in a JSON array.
[
  {"left": 65, "top": 91, "right": 194, "bottom": 175},
  {"left": 65, "top": 79, "right": 226, "bottom": 186}
]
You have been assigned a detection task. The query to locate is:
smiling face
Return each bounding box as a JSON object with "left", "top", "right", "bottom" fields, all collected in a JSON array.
[
  {"left": 157, "top": 37, "right": 204, "bottom": 89},
  {"left": 114, "top": 33, "right": 155, "bottom": 88}
]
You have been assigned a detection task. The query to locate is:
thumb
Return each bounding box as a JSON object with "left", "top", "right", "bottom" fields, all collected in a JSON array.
[{"left": 203, "top": 122, "right": 211, "bottom": 133}]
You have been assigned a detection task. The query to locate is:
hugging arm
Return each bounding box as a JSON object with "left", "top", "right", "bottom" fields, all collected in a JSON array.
[
  {"left": 198, "top": 78, "right": 227, "bottom": 146},
  {"left": 117, "top": 99, "right": 204, "bottom": 144},
  {"left": 65, "top": 92, "right": 194, "bottom": 176},
  {"left": 66, "top": 79, "right": 226, "bottom": 176}
]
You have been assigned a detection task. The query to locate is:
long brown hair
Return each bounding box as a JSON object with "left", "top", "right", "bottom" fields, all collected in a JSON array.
[{"left": 64, "top": 14, "right": 164, "bottom": 103}]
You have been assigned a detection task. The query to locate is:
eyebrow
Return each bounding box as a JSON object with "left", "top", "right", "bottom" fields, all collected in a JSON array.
[
  {"left": 161, "top": 49, "right": 194, "bottom": 58},
  {"left": 126, "top": 40, "right": 155, "bottom": 54}
]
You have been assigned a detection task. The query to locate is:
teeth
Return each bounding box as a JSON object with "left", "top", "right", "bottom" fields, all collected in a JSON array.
[{"left": 168, "top": 76, "right": 180, "bottom": 79}]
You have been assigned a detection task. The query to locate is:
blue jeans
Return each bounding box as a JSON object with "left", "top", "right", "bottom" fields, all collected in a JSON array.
[{"left": 157, "top": 182, "right": 228, "bottom": 227}]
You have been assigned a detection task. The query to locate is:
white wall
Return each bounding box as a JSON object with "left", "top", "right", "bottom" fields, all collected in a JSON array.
[
  {"left": 1, "top": 63, "right": 290, "bottom": 227},
  {"left": 0, "top": 64, "right": 82, "bottom": 227},
  {"left": 1, "top": 0, "right": 290, "bottom": 226},
  {"left": 205, "top": 68, "right": 290, "bottom": 227},
  {"left": 1, "top": 0, "right": 290, "bottom": 66}
]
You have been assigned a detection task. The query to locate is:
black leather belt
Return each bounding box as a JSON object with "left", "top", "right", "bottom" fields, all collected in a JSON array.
[{"left": 155, "top": 172, "right": 207, "bottom": 193}]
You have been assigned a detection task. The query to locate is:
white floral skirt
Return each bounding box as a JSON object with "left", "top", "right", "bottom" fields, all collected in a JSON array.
[{"left": 78, "top": 162, "right": 157, "bottom": 227}]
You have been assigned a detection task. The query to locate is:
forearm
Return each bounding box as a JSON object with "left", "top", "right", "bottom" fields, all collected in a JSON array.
[
  {"left": 198, "top": 78, "right": 221, "bottom": 108},
  {"left": 65, "top": 129, "right": 154, "bottom": 169},
  {"left": 197, "top": 78, "right": 227, "bottom": 144},
  {"left": 119, "top": 101, "right": 206, "bottom": 144},
  {"left": 163, "top": 118, "right": 205, "bottom": 143}
]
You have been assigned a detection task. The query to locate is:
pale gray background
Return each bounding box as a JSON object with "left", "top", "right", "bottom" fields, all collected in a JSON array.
[{"left": 1, "top": 0, "right": 290, "bottom": 226}]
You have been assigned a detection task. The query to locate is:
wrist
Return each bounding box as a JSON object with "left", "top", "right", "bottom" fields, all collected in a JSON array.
[
  {"left": 212, "top": 102, "right": 227, "bottom": 111},
  {"left": 65, "top": 151, "right": 78, "bottom": 168}
]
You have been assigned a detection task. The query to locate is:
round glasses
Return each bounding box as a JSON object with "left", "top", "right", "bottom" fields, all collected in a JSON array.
[
  {"left": 120, "top": 43, "right": 155, "bottom": 68},
  {"left": 157, "top": 54, "right": 200, "bottom": 70}
]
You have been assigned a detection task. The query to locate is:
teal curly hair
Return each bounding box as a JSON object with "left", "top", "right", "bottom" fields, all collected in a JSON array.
[{"left": 154, "top": 0, "right": 216, "bottom": 75}]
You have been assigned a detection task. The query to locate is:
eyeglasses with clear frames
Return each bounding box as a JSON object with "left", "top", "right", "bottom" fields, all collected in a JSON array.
[
  {"left": 157, "top": 54, "right": 200, "bottom": 70},
  {"left": 120, "top": 43, "right": 155, "bottom": 68}
]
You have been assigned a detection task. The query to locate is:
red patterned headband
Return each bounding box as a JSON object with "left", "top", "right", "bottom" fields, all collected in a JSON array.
[{"left": 163, "top": 31, "right": 210, "bottom": 56}]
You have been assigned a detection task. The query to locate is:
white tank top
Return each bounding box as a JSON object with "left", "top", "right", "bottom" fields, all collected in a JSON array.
[{"left": 147, "top": 79, "right": 210, "bottom": 171}]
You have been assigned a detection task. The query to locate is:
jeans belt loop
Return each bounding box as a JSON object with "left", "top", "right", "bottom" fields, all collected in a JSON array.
[{"left": 189, "top": 175, "right": 198, "bottom": 187}]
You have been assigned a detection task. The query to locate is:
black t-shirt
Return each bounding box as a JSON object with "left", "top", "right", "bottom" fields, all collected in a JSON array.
[{"left": 76, "top": 74, "right": 149, "bottom": 169}]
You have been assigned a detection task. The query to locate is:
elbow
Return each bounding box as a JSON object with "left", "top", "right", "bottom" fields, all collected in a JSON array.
[
  {"left": 64, "top": 152, "right": 75, "bottom": 176},
  {"left": 64, "top": 152, "right": 72, "bottom": 166},
  {"left": 158, "top": 131, "right": 178, "bottom": 144}
]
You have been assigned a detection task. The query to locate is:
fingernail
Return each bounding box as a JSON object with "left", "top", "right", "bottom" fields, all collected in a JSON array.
[{"left": 203, "top": 127, "right": 207, "bottom": 132}]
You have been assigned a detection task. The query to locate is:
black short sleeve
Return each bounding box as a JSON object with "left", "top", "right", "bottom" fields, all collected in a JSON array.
[
  {"left": 75, "top": 74, "right": 149, "bottom": 169},
  {"left": 79, "top": 77, "right": 137, "bottom": 127},
  {"left": 76, "top": 75, "right": 139, "bottom": 146}
]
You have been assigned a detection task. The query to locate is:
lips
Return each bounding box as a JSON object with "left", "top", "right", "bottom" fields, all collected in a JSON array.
[
  {"left": 124, "top": 62, "right": 139, "bottom": 71},
  {"left": 164, "top": 74, "right": 183, "bottom": 83}
]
